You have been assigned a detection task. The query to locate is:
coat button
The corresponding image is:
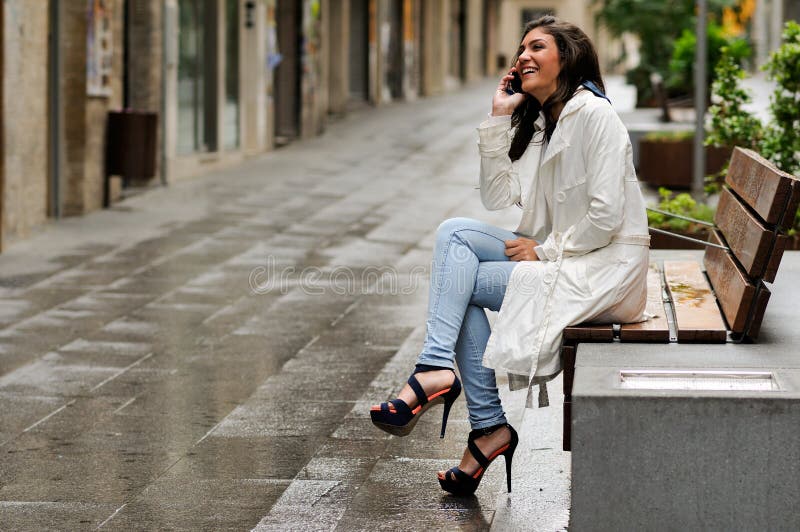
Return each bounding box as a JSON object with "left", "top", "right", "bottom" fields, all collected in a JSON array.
[
  {"left": 556, "top": 191, "right": 566, "bottom": 203},
  {"left": 543, "top": 272, "right": 555, "bottom": 284}
]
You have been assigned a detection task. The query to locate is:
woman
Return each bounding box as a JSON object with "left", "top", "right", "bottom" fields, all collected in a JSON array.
[{"left": 370, "top": 16, "right": 649, "bottom": 496}]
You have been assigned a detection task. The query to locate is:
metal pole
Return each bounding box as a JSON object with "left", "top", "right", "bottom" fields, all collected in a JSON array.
[{"left": 693, "top": 0, "right": 708, "bottom": 198}]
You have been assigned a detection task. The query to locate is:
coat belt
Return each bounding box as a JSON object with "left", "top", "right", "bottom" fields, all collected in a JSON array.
[{"left": 611, "top": 234, "right": 651, "bottom": 246}]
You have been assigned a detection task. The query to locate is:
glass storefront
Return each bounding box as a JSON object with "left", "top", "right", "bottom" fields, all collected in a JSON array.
[
  {"left": 178, "top": 0, "right": 235, "bottom": 155},
  {"left": 177, "top": 0, "right": 205, "bottom": 154}
]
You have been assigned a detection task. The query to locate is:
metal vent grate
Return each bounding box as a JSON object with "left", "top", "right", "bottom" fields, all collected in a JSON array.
[{"left": 619, "top": 370, "right": 778, "bottom": 391}]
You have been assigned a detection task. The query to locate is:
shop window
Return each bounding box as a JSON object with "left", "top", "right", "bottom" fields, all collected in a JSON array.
[{"left": 177, "top": 0, "right": 217, "bottom": 154}]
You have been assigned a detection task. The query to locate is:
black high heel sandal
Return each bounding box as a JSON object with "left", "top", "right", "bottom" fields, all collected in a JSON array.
[
  {"left": 438, "top": 423, "right": 519, "bottom": 496},
  {"left": 370, "top": 365, "right": 462, "bottom": 438}
]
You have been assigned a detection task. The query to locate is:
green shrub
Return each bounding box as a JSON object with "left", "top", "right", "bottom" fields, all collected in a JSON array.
[
  {"left": 647, "top": 187, "right": 715, "bottom": 232},
  {"left": 667, "top": 23, "right": 751, "bottom": 96},
  {"left": 706, "top": 21, "right": 800, "bottom": 232},
  {"left": 593, "top": 0, "right": 741, "bottom": 105},
  {"left": 761, "top": 21, "right": 800, "bottom": 180},
  {"left": 706, "top": 47, "right": 763, "bottom": 150},
  {"left": 643, "top": 130, "right": 695, "bottom": 142}
]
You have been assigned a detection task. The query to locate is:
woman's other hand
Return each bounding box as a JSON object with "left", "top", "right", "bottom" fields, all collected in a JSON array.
[
  {"left": 492, "top": 68, "right": 527, "bottom": 117},
  {"left": 504, "top": 237, "right": 540, "bottom": 261}
]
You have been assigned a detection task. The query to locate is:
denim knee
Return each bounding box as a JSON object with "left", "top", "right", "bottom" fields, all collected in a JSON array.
[{"left": 436, "top": 217, "right": 480, "bottom": 244}]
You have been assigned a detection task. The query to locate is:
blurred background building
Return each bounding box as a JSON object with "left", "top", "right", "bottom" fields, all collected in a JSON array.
[{"left": 0, "top": 0, "right": 795, "bottom": 252}]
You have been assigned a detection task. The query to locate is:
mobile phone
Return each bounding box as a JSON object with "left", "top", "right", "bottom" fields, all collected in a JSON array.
[{"left": 505, "top": 71, "right": 522, "bottom": 95}]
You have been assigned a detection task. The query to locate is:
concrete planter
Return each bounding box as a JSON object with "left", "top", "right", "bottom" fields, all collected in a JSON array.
[{"left": 639, "top": 139, "right": 731, "bottom": 188}]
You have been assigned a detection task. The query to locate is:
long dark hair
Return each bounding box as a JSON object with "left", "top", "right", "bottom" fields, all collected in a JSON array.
[{"left": 509, "top": 16, "right": 605, "bottom": 161}]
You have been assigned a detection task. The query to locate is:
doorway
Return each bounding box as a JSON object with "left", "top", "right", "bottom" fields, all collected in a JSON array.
[
  {"left": 348, "top": 0, "right": 370, "bottom": 104},
  {"left": 386, "top": 0, "right": 404, "bottom": 100},
  {"left": 274, "top": 0, "right": 301, "bottom": 144},
  {"left": 177, "top": 0, "right": 218, "bottom": 154}
]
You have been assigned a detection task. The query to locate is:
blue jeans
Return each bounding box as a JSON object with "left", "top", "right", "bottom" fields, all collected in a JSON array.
[{"left": 417, "top": 217, "right": 517, "bottom": 430}]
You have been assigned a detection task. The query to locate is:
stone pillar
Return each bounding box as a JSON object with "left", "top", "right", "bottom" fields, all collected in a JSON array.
[
  {"left": 770, "top": 0, "right": 785, "bottom": 54},
  {"left": 162, "top": 0, "right": 178, "bottom": 180},
  {"left": 60, "top": 0, "right": 124, "bottom": 216},
  {"left": 264, "top": 0, "right": 276, "bottom": 150},
  {"left": 484, "top": 0, "right": 501, "bottom": 76},
  {"left": 241, "top": 0, "right": 268, "bottom": 154},
  {"left": 300, "top": 0, "right": 326, "bottom": 137},
  {"left": 420, "top": 0, "right": 447, "bottom": 96},
  {"left": 2, "top": 0, "right": 50, "bottom": 244},
  {"left": 214, "top": 0, "right": 226, "bottom": 151},
  {"left": 401, "top": 0, "right": 420, "bottom": 100},
  {"left": 126, "top": 0, "right": 163, "bottom": 183},
  {"left": 327, "top": 0, "right": 350, "bottom": 115},
  {"left": 367, "top": 0, "right": 381, "bottom": 104},
  {"left": 463, "top": 0, "right": 485, "bottom": 82}
]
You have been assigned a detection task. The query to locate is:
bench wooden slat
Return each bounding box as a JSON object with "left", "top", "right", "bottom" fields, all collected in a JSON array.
[
  {"left": 763, "top": 233, "right": 790, "bottom": 284},
  {"left": 746, "top": 284, "right": 771, "bottom": 339},
  {"left": 664, "top": 260, "right": 727, "bottom": 342},
  {"left": 619, "top": 265, "right": 670, "bottom": 342},
  {"left": 562, "top": 344, "right": 576, "bottom": 397},
  {"left": 703, "top": 230, "right": 756, "bottom": 334},
  {"left": 725, "top": 147, "right": 800, "bottom": 227},
  {"left": 563, "top": 324, "right": 614, "bottom": 341},
  {"left": 714, "top": 187, "right": 776, "bottom": 279}
]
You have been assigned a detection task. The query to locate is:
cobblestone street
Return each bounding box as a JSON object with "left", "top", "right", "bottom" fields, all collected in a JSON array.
[{"left": 0, "top": 81, "right": 569, "bottom": 531}]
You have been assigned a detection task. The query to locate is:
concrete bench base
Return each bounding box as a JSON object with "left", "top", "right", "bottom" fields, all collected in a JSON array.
[{"left": 572, "top": 363, "right": 800, "bottom": 529}]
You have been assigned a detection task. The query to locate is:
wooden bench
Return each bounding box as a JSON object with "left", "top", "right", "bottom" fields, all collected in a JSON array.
[{"left": 561, "top": 147, "right": 800, "bottom": 451}]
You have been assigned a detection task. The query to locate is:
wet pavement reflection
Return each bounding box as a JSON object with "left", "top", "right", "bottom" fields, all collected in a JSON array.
[{"left": 0, "top": 82, "right": 550, "bottom": 530}]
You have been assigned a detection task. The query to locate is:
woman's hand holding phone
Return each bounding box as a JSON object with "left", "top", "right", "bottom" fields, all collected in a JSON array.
[{"left": 492, "top": 68, "right": 526, "bottom": 117}]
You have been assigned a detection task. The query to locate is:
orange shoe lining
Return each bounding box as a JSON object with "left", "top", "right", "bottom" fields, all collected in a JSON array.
[
  {"left": 471, "top": 443, "right": 510, "bottom": 479},
  {"left": 370, "top": 386, "right": 453, "bottom": 415}
]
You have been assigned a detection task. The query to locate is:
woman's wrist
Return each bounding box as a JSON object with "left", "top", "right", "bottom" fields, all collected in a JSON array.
[{"left": 491, "top": 108, "right": 513, "bottom": 118}]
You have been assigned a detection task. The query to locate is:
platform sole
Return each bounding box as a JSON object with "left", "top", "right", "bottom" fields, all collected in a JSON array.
[{"left": 370, "top": 396, "right": 445, "bottom": 437}]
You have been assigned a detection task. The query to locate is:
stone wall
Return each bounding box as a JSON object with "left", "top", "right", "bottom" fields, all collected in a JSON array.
[
  {"left": 420, "top": 0, "right": 447, "bottom": 97},
  {"left": 2, "top": 1, "right": 50, "bottom": 243},
  {"left": 127, "top": 0, "right": 163, "bottom": 182},
  {"left": 61, "top": 0, "right": 124, "bottom": 216},
  {"left": 127, "top": 0, "right": 162, "bottom": 112}
]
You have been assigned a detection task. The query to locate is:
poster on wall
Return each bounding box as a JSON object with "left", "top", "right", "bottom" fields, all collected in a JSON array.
[
  {"left": 87, "top": 0, "right": 113, "bottom": 97},
  {"left": 301, "top": 0, "right": 321, "bottom": 101},
  {"left": 265, "top": 0, "right": 281, "bottom": 72}
]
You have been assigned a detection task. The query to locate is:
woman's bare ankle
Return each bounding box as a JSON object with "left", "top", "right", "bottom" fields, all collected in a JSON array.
[{"left": 451, "top": 426, "right": 511, "bottom": 475}]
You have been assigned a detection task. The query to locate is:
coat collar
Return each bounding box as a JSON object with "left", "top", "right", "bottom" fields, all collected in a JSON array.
[{"left": 540, "top": 89, "right": 594, "bottom": 166}]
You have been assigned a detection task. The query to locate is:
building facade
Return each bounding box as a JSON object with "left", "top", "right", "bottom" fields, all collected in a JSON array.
[
  {"left": 2, "top": 0, "right": 792, "bottom": 251},
  {"left": 0, "top": 0, "right": 503, "bottom": 252}
]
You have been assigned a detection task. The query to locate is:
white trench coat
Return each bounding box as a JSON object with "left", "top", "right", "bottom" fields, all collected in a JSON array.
[{"left": 477, "top": 88, "right": 650, "bottom": 402}]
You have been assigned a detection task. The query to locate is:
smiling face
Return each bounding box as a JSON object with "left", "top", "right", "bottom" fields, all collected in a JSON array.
[{"left": 515, "top": 28, "right": 561, "bottom": 104}]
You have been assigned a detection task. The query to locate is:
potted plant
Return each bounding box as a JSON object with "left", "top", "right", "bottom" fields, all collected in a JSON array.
[{"left": 638, "top": 131, "right": 731, "bottom": 188}]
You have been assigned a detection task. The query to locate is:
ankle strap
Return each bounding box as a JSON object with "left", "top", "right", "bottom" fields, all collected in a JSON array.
[
  {"left": 469, "top": 422, "right": 509, "bottom": 439},
  {"left": 406, "top": 374, "right": 428, "bottom": 407},
  {"left": 467, "top": 437, "right": 490, "bottom": 468},
  {"left": 413, "top": 363, "right": 453, "bottom": 374}
]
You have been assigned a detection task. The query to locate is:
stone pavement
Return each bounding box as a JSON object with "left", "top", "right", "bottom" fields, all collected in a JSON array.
[{"left": 0, "top": 80, "right": 570, "bottom": 530}]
